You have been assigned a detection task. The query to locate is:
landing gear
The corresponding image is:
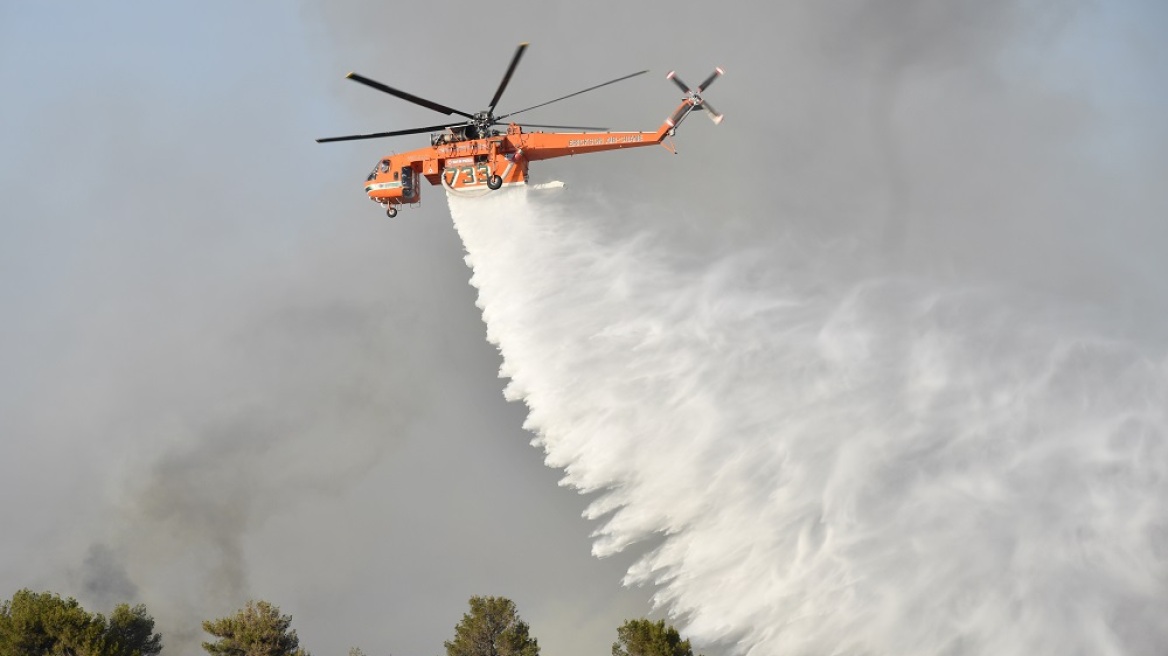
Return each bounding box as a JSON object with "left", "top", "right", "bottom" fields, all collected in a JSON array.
[
  {"left": 487, "top": 175, "right": 503, "bottom": 190},
  {"left": 385, "top": 206, "right": 398, "bottom": 218}
]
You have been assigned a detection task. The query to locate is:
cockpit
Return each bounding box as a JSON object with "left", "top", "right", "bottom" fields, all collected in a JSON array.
[{"left": 367, "top": 159, "right": 392, "bottom": 182}]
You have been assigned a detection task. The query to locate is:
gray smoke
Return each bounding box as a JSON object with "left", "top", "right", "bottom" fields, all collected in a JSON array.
[
  {"left": 79, "top": 544, "right": 138, "bottom": 609},
  {"left": 56, "top": 256, "right": 430, "bottom": 652}
]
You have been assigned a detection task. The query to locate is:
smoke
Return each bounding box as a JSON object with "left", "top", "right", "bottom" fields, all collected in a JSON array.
[
  {"left": 79, "top": 544, "right": 138, "bottom": 609},
  {"left": 448, "top": 186, "right": 1168, "bottom": 655},
  {"left": 52, "top": 261, "right": 431, "bottom": 653}
]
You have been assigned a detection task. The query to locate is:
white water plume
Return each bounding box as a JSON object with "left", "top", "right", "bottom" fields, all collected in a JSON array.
[{"left": 447, "top": 187, "right": 1168, "bottom": 656}]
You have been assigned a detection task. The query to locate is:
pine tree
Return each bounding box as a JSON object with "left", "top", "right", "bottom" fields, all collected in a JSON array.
[
  {"left": 202, "top": 600, "right": 309, "bottom": 656},
  {"left": 102, "top": 603, "right": 163, "bottom": 656},
  {"left": 0, "top": 589, "right": 161, "bottom": 656},
  {"left": 612, "top": 619, "right": 696, "bottom": 656},
  {"left": 444, "top": 596, "right": 539, "bottom": 656}
]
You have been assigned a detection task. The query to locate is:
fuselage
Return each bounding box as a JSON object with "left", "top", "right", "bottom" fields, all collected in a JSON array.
[{"left": 363, "top": 120, "right": 674, "bottom": 208}]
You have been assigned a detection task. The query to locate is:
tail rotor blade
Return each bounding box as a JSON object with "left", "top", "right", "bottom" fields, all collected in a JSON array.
[
  {"left": 666, "top": 71, "right": 692, "bottom": 94},
  {"left": 701, "top": 101, "right": 724, "bottom": 125},
  {"left": 698, "top": 67, "right": 724, "bottom": 92}
]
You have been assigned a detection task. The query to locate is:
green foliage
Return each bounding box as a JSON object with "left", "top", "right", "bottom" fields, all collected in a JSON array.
[
  {"left": 612, "top": 619, "right": 696, "bottom": 656},
  {"left": 103, "top": 604, "right": 163, "bottom": 656},
  {"left": 201, "top": 599, "right": 309, "bottom": 656},
  {"left": 0, "top": 589, "right": 161, "bottom": 656},
  {"left": 0, "top": 589, "right": 101, "bottom": 655},
  {"left": 444, "top": 596, "right": 539, "bottom": 656}
]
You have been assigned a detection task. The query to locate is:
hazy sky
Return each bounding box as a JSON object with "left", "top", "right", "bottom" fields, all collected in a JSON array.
[{"left": 2, "top": 1, "right": 1166, "bottom": 655}]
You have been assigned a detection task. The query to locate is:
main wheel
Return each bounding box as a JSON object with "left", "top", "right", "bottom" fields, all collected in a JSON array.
[
  {"left": 385, "top": 206, "right": 398, "bottom": 218},
  {"left": 487, "top": 175, "right": 503, "bottom": 190}
]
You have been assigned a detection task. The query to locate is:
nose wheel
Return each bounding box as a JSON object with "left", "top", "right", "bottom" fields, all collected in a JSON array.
[{"left": 385, "top": 206, "right": 398, "bottom": 218}]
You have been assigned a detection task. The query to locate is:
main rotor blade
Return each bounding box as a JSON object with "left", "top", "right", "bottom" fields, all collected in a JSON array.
[
  {"left": 316, "top": 122, "right": 462, "bottom": 143},
  {"left": 497, "top": 69, "right": 649, "bottom": 120},
  {"left": 345, "top": 72, "right": 475, "bottom": 120},
  {"left": 698, "top": 67, "right": 724, "bottom": 92},
  {"left": 666, "top": 71, "right": 692, "bottom": 94},
  {"left": 488, "top": 42, "right": 529, "bottom": 114},
  {"left": 503, "top": 122, "right": 610, "bottom": 131}
]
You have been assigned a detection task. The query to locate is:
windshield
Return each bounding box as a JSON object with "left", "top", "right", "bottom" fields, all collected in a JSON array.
[{"left": 367, "top": 159, "right": 391, "bottom": 181}]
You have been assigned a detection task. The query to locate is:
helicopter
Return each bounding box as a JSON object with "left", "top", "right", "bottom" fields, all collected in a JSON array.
[{"left": 317, "top": 43, "right": 723, "bottom": 217}]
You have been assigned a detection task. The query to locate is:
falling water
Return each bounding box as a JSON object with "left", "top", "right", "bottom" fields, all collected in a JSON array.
[{"left": 448, "top": 186, "right": 1168, "bottom": 656}]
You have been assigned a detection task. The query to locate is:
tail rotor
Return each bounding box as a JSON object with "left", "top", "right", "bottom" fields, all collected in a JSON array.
[{"left": 665, "top": 68, "right": 724, "bottom": 127}]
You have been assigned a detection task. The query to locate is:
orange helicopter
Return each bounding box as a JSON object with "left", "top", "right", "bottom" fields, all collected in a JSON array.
[{"left": 317, "top": 43, "right": 723, "bottom": 217}]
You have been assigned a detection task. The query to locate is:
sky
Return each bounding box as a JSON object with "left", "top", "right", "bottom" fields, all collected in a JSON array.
[{"left": 2, "top": 1, "right": 1167, "bottom": 655}]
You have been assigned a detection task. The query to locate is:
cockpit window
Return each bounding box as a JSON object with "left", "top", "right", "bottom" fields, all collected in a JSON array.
[{"left": 379, "top": 160, "right": 391, "bottom": 173}]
